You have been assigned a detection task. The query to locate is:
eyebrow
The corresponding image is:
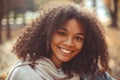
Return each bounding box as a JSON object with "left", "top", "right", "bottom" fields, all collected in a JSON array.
[
  {"left": 77, "top": 33, "right": 84, "bottom": 36},
  {"left": 58, "top": 27, "right": 84, "bottom": 36},
  {"left": 58, "top": 27, "right": 67, "bottom": 31}
]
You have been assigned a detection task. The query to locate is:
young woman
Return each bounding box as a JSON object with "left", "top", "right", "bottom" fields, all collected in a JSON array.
[{"left": 6, "top": 3, "right": 115, "bottom": 80}]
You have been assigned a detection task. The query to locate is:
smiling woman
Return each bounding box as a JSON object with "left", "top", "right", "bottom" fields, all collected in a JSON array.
[
  {"left": 51, "top": 19, "right": 84, "bottom": 68},
  {"left": 6, "top": 2, "right": 115, "bottom": 80}
]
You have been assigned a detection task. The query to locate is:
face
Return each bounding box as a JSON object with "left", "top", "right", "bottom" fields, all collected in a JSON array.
[{"left": 50, "top": 19, "right": 84, "bottom": 68}]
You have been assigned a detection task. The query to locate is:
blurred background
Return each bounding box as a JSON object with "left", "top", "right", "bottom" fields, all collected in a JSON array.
[{"left": 0, "top": 0, "right": 120, "bottom": 80}]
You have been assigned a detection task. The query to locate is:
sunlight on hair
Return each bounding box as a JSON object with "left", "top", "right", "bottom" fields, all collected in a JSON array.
[
  {"left": 105, "top": 35, "right": 112, "bottom": 46},
  {"left": 42, "top": 1, "right": 78, "bottom": 11}
]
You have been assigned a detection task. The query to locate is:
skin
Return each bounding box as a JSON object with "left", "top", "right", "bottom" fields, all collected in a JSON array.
[{"left": 50, "top": 19, "right": 84, "bottom": 68}]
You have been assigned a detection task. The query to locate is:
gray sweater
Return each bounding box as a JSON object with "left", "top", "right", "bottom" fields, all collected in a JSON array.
[{"left": 6, "top": 57, "right": 115, "bottom": 80}]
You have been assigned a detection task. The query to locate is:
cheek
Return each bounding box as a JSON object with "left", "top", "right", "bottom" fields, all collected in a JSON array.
[
  {"left": 51, "top": 37, "right": 60, "bottom": 44},
  {"left": 51, "top": 34, "right": 65, "bottom": 44},
  {"left": 51, "top": 35, "right": 62, "bottom": 47},
  {"left": 75, "top": 42, "right": 84, "bottom": 51}
]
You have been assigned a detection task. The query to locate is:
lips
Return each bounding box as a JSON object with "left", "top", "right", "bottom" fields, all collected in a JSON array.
[{"left": 58, "top": 46, "right": 73, "bottom": 54}]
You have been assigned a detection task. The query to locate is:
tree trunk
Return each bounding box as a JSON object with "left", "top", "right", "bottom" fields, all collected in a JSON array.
[
  {"left": 0, "top": 0, "right": 4, "bottom": 43},
  {"left": 73, "top": 0, "right": 83, "bottom": 4},
  {"left": 6, "top": 14, "right": 11, "bottom": 39},
  {"left": 0, "top": 18, "right": 2, "bottom": 43},
  {"left": 4, "top": 0, "right": 11, "bottom": 39},
  {"left": 104, "top": 0, "right": 118, "bottom": 28},
  {"left": 93, "top": 0, "right": 96, "bottom": 8},
  {"left": 110, "top": 0, "right": 118, "bottom": 27}
]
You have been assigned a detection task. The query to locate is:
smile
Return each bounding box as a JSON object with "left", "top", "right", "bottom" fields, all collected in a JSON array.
[{"left": 58, "top": 47, "right": 73, "bottom": 54}]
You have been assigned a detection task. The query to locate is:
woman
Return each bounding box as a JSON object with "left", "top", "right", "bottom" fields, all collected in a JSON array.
[{"left": 6, "top": 3, "right": 115, "bottom": 80}]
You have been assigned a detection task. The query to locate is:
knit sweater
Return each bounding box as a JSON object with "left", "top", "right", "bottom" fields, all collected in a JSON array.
[
  {"left": 6, "top": 57, "right": 80, "bottom": 80},
  {"left": 6, "top": 57, "right": 115, "bottom": 80}
]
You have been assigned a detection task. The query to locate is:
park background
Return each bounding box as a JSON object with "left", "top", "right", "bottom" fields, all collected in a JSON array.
[{"left": 0, "top": 0, "right": 120, "bottom": 80}]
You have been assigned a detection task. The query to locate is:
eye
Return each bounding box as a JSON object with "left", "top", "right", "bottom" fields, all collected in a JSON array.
[
  {"left": 74, "top": 36, "right": 84, "bottom": 41},
  {"left": 57, "top": 31, "right": 67, "bottom": 37}
]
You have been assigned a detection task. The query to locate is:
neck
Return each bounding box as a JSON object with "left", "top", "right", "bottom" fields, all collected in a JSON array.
[{"left": 50, "top": 57, "right": 62, "bottom": 69}]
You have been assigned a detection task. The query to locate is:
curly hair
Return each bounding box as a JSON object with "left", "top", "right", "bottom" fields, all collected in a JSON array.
[{"left": 13, "top": 3, "right": 109, "bottom": 76}]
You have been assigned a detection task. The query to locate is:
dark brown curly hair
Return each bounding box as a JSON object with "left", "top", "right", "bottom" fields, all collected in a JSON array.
[{"left": 13, "top": 3, "right": 109, "bottom": 76}]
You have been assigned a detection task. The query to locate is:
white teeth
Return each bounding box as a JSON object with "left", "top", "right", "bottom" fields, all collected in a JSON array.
[{"left": 60, "top": 48, "right": 72, "bottom": 54}]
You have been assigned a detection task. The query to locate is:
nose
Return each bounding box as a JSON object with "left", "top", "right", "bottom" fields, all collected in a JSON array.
[{"left": 63, "top": 36, "right": 74, "bottom": 47}]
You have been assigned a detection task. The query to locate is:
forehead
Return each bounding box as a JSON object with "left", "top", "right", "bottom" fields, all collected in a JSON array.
[{"left": 58, "top": 19, "right": 84, "bottom": 33}]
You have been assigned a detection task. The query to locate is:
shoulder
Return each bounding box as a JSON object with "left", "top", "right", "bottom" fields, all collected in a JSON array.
[
  {"left": 93, "top": 71, "right": 116, "bottom": 80},
  {"left": 81, "top": 71, "right": 116, "bottom": 80},
  {"left": 6, "top": 61, "right": 42, "bottom": 80}
]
